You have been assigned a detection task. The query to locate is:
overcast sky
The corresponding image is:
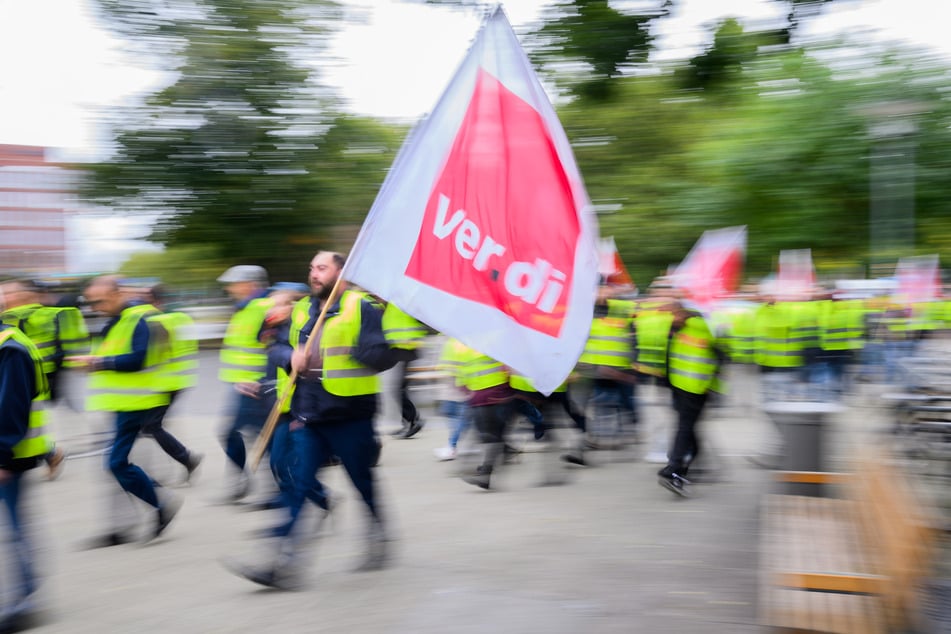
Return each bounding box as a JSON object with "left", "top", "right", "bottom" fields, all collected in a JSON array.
[{"left": 1, "top": 0, "right": 948, "bottom": 272}]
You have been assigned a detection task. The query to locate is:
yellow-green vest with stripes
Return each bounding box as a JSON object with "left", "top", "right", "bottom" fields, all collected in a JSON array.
[
  {"left": 1, "top": 303, "right": 61, "bottom": 375},
  {"left": 315, "top": 290, "right": 380, "bottom": 397},
  {"left": 578, "top": 311, "right": 634, "bottom": 369},
  {"left": 0, "top": 326, "right": 53, "bottom": 459},
  {"left": 668, "top": 316, "right": 718, "bottom": 395},
  {"left": 382, "top": 304, "right": 428, "bottom": 350},
  {"left": 219, "top": 297, "right": 272, "bottom": 384},
  {"left": 148, "top": 311, "right": 199, "bottom": 392},
  {"left": 635, "top": 310, "right": 673, "bottom": 377},
  {"left": 87, "top": 304, "right": 170, "bottom": 412},
  {"left": 460, "top": 354, "right": 508, "bottom": 391}
]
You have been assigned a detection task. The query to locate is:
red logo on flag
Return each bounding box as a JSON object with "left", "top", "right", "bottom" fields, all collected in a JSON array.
[{"left": 405, "top": 69, "right": 579, "bottom": 337}]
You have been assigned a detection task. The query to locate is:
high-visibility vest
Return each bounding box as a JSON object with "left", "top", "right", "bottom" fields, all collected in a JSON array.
[
  {"left": 819, "top": 300, "right": 865, "bottom": 352},
  {"left": 725, "top": 308, "right": 757, "bottom": 363},
  {"left": 668, "top": 316, "right": 718, "bottom": 395},
  {"left": 218, "top": 297, "right": 272, "bottom": 384},
  {"left": 87, "top": 304, "right": 170, "bottom": 412},
  {"left": 0, "top": 326, "right": 53, "bottom": 459},
  {"left": 788, "top": 301, "right": 820, "bottom": 353},
  {"left": 53, "top": 306, "right": 90, "bottom": 367},
  {"left": 1, "top": 303, "right": 62, "bottom": 374},
  {"left": 606, "top": 298, "right": 636, "bottom": 321},
  {"left": 635, "top": 310, "right": 673, "bottom": 376},
  {"left": 460, "top": 353, "right": 508, "bottom": 392},
  {"left": 147, "top": 311, "right": 199, "bottom": 392},
  {"left": 382, "top": 304, "right": 428, "bottom": 350},
  {"left": 438, "top": 338, "right": 473, "bottom": 387},
  {"left": 578, "top": 311, "right": 634, "bottom": 369},
  {"left": 316, "top": 290, "right": 380, "bottom": 397},
  {"left": 753, "top": 303, "right": 803, "bottom": 368},
  {"left": 509, "top": 371, "right": 567, "bottom": 394}
]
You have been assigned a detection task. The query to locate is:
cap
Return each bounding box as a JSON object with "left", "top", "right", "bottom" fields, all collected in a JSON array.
[
  {"left": 217, "top": 265, "right": 268, "bottom": 284},
  {"left": 268, "top": 282, "right": 309, "bottom": 295}
]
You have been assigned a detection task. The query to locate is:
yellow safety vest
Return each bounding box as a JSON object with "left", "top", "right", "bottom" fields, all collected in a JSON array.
[
  {"left": 219, "top": 297, "right": 272, "bottom": 383},
  {"left": 668, "top": 316, "right": 719, "bottom": 395},
  {"left": 460, "top": 354, "right": 508, "bottom": 392},
  {"left": 148, "top": 311, "right": 199, "bottom": 392},
  {"left": 317, "top": 290, "right": 380, "bottom": 397},
  {"left": 87, "top": 304, "right": 170, "bottom": 412},
  {"left": 0, "top": 326, "right": 53, "bottom": 459},
  {"left": 382, "top": 304, "right": 428, "bottom": 350}
]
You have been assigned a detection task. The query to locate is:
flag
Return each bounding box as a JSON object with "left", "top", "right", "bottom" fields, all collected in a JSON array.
[
  {"left": 344, "top": 7, "right": 600, "bottom": 395},
  {"left": 776, "top": 249, "right": 815, "bottom": 301},
  {"left": 671, "top": 226, "right": 746, "bottom": 308},
  {"left": 598, "top": 236, "right": 635, "bottom": 289},
  {"left": 895, "top": 254, "right": 940, "bottom": 305}
]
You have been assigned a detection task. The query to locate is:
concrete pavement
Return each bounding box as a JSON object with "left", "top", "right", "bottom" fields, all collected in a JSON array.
[{"left": 17, "top": 351, "right": 944, "bottom": 633}]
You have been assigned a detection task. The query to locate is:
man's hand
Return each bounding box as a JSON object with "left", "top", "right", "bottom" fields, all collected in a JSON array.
[
  {"left": 291, "top": 348, "right": 309, "bottom": 375},
  {"left": 66, "top": 355, "right": 100, "bottom": 371},
  {"left": 0, "top": 469, "right": 14, "bottom": 485},
  {"left": 235, "top": 382, "right": 261, "bottom": 398}
]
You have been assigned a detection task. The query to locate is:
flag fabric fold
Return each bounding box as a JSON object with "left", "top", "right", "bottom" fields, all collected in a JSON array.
[
  {"left": 344, "top": 7, "right": 600, "bottom": 394},
  {"left": 671, "top": 226, "right": 746, "bottom": 309}
]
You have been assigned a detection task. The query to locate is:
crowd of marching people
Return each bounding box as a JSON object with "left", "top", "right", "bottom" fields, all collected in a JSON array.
[{"left": 0, "top": 255, "right": 948, "bottom": 628}]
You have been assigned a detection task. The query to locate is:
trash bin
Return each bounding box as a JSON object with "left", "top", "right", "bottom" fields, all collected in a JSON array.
[{"left": 763, "top": 401, "right": 843, "bottom": 497}]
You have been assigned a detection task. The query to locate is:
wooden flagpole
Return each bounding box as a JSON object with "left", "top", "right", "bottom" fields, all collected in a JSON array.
[{"left": 247, "top": 274, "right": 346, "bottom": 472}]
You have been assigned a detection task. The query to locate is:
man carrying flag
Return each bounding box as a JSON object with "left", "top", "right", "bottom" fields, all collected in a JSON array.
[{"left": 226, "top": 251, "right": 399, "bottom": 589}]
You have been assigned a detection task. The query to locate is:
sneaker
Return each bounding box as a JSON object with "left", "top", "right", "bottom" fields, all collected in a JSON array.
[
  {"left": 394, "top": 416, "right": 423, "bottom": 440},
  {"left": 46, "top": 447, "right": 67, "bottom": 480},
  {"left": 561, "top": 452, "right": 586, "bottom": 466},
  {"left": 462, "top": 466, "right": 492, "bottom": 490},
  {"left": 389, "top": 424, "right": 408, "bottom": 437},
  {"left": 658, "top": 473, "right": 691, "bottom": 497},
  {"left": 149, "top": 495, "right": 183, "bottom": 541},
  {"left": 433, "top": 446, "right": 457, "bottom": 461},
  {"left": 81, "top": 531, "right": 135, "bottom": 550},
  {"left": 185, "top": 452, "right": 203, "bottom": 483},
  {"left": 223, "top": 559, "right": 302, "bottom": 591}
]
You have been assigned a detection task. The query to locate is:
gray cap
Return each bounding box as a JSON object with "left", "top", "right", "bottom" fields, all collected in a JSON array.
[{"left": 217, "top": 265, "right": 268, "bottom": 284}]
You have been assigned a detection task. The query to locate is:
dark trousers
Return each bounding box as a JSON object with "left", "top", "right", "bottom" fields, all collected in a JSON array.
[
  {"left": 221, "top": 391, "right": 270, "bottom": 470},
  {"left": 108, "top": 408, "right": 163, "bottom": 508},
  {"left": 472, "top": 403, "right": 512, "bottom": 470},
  {"left": 0, "top": 472, "right": 35, "bottom": 605},
  {"left": 667, "top": 388, "right": 708, "bottom": 474},
  {"left": 394, "top": 359, "right": 418, "bottom": 424},
  {"left": 269, "top": 414, "right": 328, "bottom": 511},
  {"left": 277, "top": 418, "right": 377, "bottom": 539},
  {"left": 142, "top": 392, "right": 190, "bottom": 468}
]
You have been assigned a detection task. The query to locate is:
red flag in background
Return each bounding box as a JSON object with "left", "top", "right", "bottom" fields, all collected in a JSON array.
[
  {"left": 895, "top": 254, "right": 940, "bottom": 305},
  {"left": 776, "top": 249, "right": 816, "bottom": 301},
  {"left": 672, "top": 226, "right": 746, "bottom": 308},
  {"left": 597, "top": 237, "right": 635, "bottom": 289},
  {"left": 344, "top": 7, "right": 600, "bottom": 395}
]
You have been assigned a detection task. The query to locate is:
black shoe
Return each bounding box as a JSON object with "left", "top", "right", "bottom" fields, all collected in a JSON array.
[
  {"left": 81, "top": 531, "right": 134, "bottom": 549},
  {"left": 462, "top": 466, "right": 492, "bottom": 490},
  {"left": 185, "top": 452, "right": 203, "bottom": 482},
  {"left": 149, "top": 497, "right": 182, "bottom": 541},
  {"left": 658, "top": 473, "right": 691, "bottom": 497},
  {"left": 393, "top": 416, "right": 423, "bottom": 440},
  {"left": 224, "top": 559, "right": 301, "bottom": 591},
  {"left": 561, "top": 453, "right": 586, "bottom": 466},
  {"left": 389, "top": 424, "right": 408, "bottom": 437}
]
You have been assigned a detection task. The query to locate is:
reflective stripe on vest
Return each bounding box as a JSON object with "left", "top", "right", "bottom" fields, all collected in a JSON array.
[
  {"left": 318, "top": 290, "right": 380, "bottom": 396},
  {"left": 635, "top": 311, "right": 673, "bottom": 376},
  {"left": 219, "top": 297, "right": 271, "bottom": 383},
  {"left": 462, "top": 354, "right": 508, "bottom": 391},
  {"left": 578, "top": 316, "right": 633, "bottom": 369},
  {"left": 0, "top": 327, "right": 53, "bottom": 459},
  {"left": 382, "top": 304, "right": 427, "bottom": 349},
  {"left": 148, "top": 312, "right": 199, "bottom": 392},
  {"left": 87, "top": 304, "right": 170, "bottom": 412},
  {"left": 668, "top": 317, "right": 717, "bottom": 395}
]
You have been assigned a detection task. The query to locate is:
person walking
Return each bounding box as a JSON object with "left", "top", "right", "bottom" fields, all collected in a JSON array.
[
  {"left": 69, "top": 276, "right": 182, "bottom": 541},
  {"left": 139, "top": 284, "right": 203, "bottom": 483},
  {"left": 657, "top": 302, "right": 724, "bottom": 497},
  {"left": 0, "top": 321, "right": 54, "bottom": 630},
  {"left": 216, "top": 265, "right": 273, "bottom": 501},
  {"left": 382, "top": 303, "right": 428, "bottom": 439},
  {"left": 226, "top": 251, "right": 399, "bottom": 589}
]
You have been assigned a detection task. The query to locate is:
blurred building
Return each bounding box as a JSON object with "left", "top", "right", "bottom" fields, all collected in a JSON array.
[{"left": 0, "top": 144, "right": 77, "bottom": 274}]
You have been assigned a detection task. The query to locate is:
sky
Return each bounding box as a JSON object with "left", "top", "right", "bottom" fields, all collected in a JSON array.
[{"left": 1, "top": 0, "right": 949, "bottom": 271}]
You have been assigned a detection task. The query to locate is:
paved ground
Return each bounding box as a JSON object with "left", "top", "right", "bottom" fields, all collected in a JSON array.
[{"left": 12, "top": 349, "right": 950, "bottom": 633}]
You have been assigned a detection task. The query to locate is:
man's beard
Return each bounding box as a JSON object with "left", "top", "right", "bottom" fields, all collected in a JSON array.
[{"left": 314, "top": 277, "right": 337, "bottom": 301}]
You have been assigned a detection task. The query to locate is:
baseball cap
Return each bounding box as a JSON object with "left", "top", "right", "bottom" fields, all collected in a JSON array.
[
  {"left": 217, "top": 265, "right": 268, "bottom": 284},
  {"left": 268, "top": 282, "right": 309, "bottom": 294}
]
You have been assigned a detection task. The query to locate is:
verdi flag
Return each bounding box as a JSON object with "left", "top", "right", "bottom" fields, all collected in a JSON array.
[
  {"left": 345, "top": 7, "right": 600, "bottom": 395},
  {"left": 672, "top": 226, "right": 746, "bottom": 308}
]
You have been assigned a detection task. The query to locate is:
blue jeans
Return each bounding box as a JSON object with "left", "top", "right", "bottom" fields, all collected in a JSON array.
[
  {"left": 108, "top": 409, "right": 161, "bottom": 509},
  {"left": 440, "top": 400, "right": 470, "bottom": 449},
  {"left": 275, "top": 418, "right": 378, "bottom": 539},
  {"left": 269, "top": 415, "right": 328, "bottom": 512},
  {"left": 0, "top": 472, "right": 36, "bottom": 605},
  {"left": 221, "top": 391, "right": 270, "bottom": 470}
]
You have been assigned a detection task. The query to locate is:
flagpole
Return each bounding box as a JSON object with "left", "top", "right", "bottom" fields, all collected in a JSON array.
[{"left": 247, "top": 273, "right": 346, "bottom": 472}]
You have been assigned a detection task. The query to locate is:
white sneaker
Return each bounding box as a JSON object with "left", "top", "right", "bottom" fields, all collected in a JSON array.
[{"left": 433, "top": 446, "right": 457, "bottom": 461}]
